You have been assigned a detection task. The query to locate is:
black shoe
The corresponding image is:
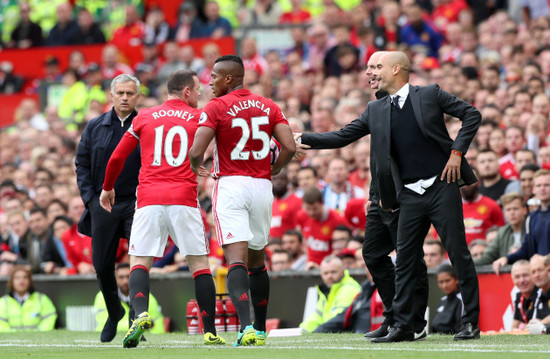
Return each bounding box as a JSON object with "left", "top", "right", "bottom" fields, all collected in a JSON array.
[
  {"left": 364, "top": 324, "right": 391, "bottom": 338},
  {"left": 454, "top": 323, "right": 480, "bottom": 340},
  {"left": 100, "top": 307, "right": 125, "bottom": 343},
  {"left": 371, "top": 327, "right": 414, "bottom": 343},
  {"left": 413, "top": 328, "right": 427, "bottom": 341}
]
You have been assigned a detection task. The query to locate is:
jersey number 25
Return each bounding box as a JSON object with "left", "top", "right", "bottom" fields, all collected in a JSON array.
[{"left": 231, "top": 116, "right": 270, "bottom": 161}]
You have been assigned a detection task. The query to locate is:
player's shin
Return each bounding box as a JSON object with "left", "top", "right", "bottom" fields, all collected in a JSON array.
[
  {"left": 249, "top": 265, "right": 269, "bottom": 332},
  {"left": 129, "top": 265, "right": 150, "bottom": 315},
  {"left": 227, "top": 262, "right": 252, "bottom": 330},
  {"left": 193, "top": 268, "right": 217, "bottom": 335}
]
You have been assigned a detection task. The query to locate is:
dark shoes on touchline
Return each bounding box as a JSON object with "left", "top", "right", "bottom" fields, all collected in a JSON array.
[
  {"left": 370, "top": 327, "right": 427, "bottom": 343},
  {"left": 364, "top": 323, "right": 391, "bottom": 338},
  {"left": 454, "top": 323, "right": 480, "bottom": 340},
  {"left": 100, "top": 307, "right": 125, "bottom": 343}
]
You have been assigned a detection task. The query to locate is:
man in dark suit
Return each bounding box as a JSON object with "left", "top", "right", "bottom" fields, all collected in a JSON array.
[
  {"left": 75, "top": 74, "right": 141, "bottom": 343},
  {"left": 298, "top": 51, "right": 429, "bottom": 341},
  {"left": 300, "top": 51, "right": 481, "bottom": 342}
]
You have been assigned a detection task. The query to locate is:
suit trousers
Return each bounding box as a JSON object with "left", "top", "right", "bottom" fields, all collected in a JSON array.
[
  {"left": 362, "top": 201, "right": 428, "bottom": 332},
  {"left": 89, "top": 196, "right": 135, "bottom": 318},
  {"left": 392, "top": 180, "right": 480, "bottom": 330}
]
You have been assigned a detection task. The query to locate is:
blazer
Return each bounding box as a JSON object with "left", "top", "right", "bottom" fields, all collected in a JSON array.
[
  {"left": 302, "top": 83, "right": 481, "bottom": 210},
  {"left": 75, "top": 108, "right": 140, "bottom": 236}
]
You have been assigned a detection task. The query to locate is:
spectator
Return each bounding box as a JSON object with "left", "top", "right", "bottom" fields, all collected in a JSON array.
[
  {"left": 27, "top": 207, "right": 66, "bottom": 275},
  {"left": 58, "top": 69, "right": 88, "bottom": 125},
  {"left": 280, "top": 0, "right": 311, "bottom": 24},
  {"left": 489, "top": 128, "right": 506, "bottom": 158},
  {"left": 475, "top": 119, "right": 498, "bottom": 149},
  {"left": 270, "top": 168, "right": 302, "bottom": 239},
  {"left": 493, "top": 169, "right": 550, "bottom": 274},
  {"left": 423, "top": 239, "right": 447, "bottom": 269},
  {"left": 197, "top": 42, "right": 221, "bottom": 87},
  {"left": 0, "top": 61, "right": 23, "bottom": 94},
  {"left": 42, "top": 56, "right": 62, "bottom": 83},
  {"left": 199, "top": 1, "right": 232, "bottom": 39},
  {"left": 530, "top": 254, "right": 550, "bottom": 304},
  {"left": 100, "top": 45, "right": 134, "bottom": 80},
  {"left": 322, "top": 157, "right": 364, "bottom": 213},
  {"left": 348, "top": 142, "right": 370, "bottom": 190},
  {"left": 331, "top": 225, "right": 352, "bottom": 256},
  {"left": 296, "top": 166, "right": 322, "bottom": 198},
  {"left": 241, "top": 37, "right": 268, "bottom": 76},
  {"left": 8, "top": 1, "right": 42, "bottom": 49},
  {"left": 323, "top": 24, "right": 360, "bottom": 77},
  {"left": 70, "top": 8, "right": 105, "bottom": 45},
  {"left": 400, "top": 3, "right": 443, "bottom": 58},
  {"left": 477, "top": 149, "right": 511, "bottom": 202},
  {"left": 373, "top": 1, "right": 401, "bottom": 52},
  {"left": 296, "top": 187, "right": 348, "bottom": 269},
  {"left": 299, "top": 255, "right": 361, "bottom": 333},
  {"left": 179, "top": 45, "right": 205, "bottom": 74},
  {"left": 94, "top": 263, "right": 165, "bottom": 334},
  {"left": 44, "top": 2, "right": 78, "bottom": 47},
  {"left": 499, "top": 126, "right": 526, "bottom": 180},
  {"left": 0, "top": 265, "right": 57, "bottom": 331},
  {"left": 241, "top": 0, "right": 282, "bottom": 27},
  {"left": 308, "top": 22, "right": 336, "bottom": 73},
  {"left": 474, "top": 193, "right": 527, "bottom": 266},
  {"left": 469, "top": 240, "right": 488, "bottom": 260},
  {"left": 431, "top": 264, "right": 462, "bottom": 334},
  {"left": 143, "top": 7, "right": 169, "bottom": 46},
  {"left": 511, "top": 259, "right": 538, "bottom": 330},
  {"left": 156, "top": 42, "right": 184, "bottom": 85},
  {"left": 337, "top": 248, "right": 358, "bottom": 269},
  {"left": 15, "top": 98, "right": 48, "bottom": 131},
  {"left": 461, "top": 168, "right": 505, "bottom": 245},
  {"left": 170, "top": 1, "right": 203, "bottom": 42},
  {"left": 506, "top": 163, "right": 540, "bottom": 200},
  {"left": 62, "top": 196, "right": 94, "bottom": 274},
  {"left": 270, "top": 249, "right": 291, "bottom": 272},
  {"left": 281, "top": 230, "right": 307, "bottom": 270},
  {"left": 111, "top": 4, "right": 145, "bottom": 49},
  {"left": 46, "top": 199, "right": 68, "bottom": 224}
]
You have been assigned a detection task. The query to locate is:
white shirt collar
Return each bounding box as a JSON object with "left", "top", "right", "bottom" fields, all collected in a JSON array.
[{"left": 392, "top": 83, "right": 409, "bottom": 108}]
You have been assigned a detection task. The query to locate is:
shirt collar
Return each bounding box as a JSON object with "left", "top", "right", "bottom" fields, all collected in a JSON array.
[{"left": 392, "top": 83, "right": 409, "bottom": 107}]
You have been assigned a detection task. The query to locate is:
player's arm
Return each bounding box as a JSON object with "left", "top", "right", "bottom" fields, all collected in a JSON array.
[
  {"left": 99, "top": 133, "right": 139, "bottom": 213},
  {"left": 272, "top": 123, "right": 296, "bottom": 175},
  {"left": 189, "top": 126, "right": 216, "bottom": 176}
]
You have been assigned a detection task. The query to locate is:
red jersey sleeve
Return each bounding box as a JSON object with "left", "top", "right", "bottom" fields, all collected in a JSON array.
[
  {"left": 199, "top": 101, "right": 220, "bottom": 131},
  {"left": 103, "top": 131, "right": 139, "bottom": 190}
]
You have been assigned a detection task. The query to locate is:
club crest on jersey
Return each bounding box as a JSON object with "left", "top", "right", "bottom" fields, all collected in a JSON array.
[
  {"left": 199, "top": 112, "right": 208, "bottom": 124},
  {"left": 226, "top": 100, "right": 271, "bottom": 117}
]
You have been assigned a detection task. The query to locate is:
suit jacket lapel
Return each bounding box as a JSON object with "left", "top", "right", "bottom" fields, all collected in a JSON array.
[{"left": 409, "top": 85, "right": 427, "bottom": 137}]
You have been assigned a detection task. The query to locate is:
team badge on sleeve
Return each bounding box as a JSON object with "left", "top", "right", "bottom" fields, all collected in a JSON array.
[{"left": 199, "top": 112, "right": 208, "bottom": 124}]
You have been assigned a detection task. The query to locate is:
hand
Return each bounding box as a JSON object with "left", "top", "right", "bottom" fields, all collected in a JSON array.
[
  {"left": 365, "top": 200, "right": 372, "bottom": 213},
  {"left": 527, "top": 320, "right": 546, "bottom": 335},
  {"left": 43, "top": 261, "right": 56, "bottom": 274},
  {"left": 441, "top": 152, "right": 462, "bottom": 183},
  {"left": 527, "top": 118, "right": 541, "bottom": 135},
  {"left": 293, "top": 132, "right": 310, "bottom": 159},
  {"left": 99, "top": 189, "right": 115, "bottom": 213},
  {"left": 0, "top": 251, "right": 17, "bottom": 262},
  {"left": 77, "top": 262, "right": 95, "bottom": 274},
  {"left": 492, "top": 256, "right": 508, "bottom": 275},
  {"left": 196, "top": 165, "right": 210, "bottom": 177}
]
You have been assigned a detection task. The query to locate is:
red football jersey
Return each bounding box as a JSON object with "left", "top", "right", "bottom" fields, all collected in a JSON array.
[
  {"left": 104, "top": 99, "right": 201, "bottom": 208},
  {"left": 344, "top": 197, "right": 366, "bottom": 232},
  {"left": 270, "top": 192, "right": 302, "bottom": 238},
  {"left": 199, "top": 89, "right": 288, "bottom": 180},
  {"left": 296, "top": 207, "right": 348, "bottom": 265},
  {"left": 462, "top": 195, "right": 505, "bottom": 245}
]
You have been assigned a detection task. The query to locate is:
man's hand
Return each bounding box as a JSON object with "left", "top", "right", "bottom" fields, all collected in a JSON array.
[
  {"left": 195, "top": 165, "right": 210, "bottom": 177},
  {"left": 99, "top": 189, "right": 115, "bottom": 213},
  {"left": 293, "top": 132, "right": 310, "bottom": 159},
  {"left": 492, "top": 256, "right": 508, "bottom": 275},
  {"left": 365, "top": 200, "right": 372, "bottom": 213},
  {"left": 77, "top": 262, "right": 96, "bottom": 274},
  {"left": 441, "top": 151, "right": 462, "bottom": 183}
]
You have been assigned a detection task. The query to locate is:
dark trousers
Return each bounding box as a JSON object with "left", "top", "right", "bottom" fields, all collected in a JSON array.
[
  {"left": 89, "top": 196, "right": 135, "bottom": 319},
  {"left": 393, "top": 180, "right": 480, "bottom": 330},
  {"left": 362, "top": 201, "right": 428, "bottom": 332}
]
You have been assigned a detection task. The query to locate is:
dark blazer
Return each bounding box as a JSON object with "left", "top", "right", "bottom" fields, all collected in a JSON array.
[
  {"left": 302, "top": 83, "right": 481, "bottom": 210},
  {"left": 75, "top": 108, "right": 139, "bottom": 236}
]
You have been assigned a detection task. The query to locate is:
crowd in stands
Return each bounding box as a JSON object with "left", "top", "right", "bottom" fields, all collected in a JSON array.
[{"left": 1, "top": 0, "right": 550, "bottom": 331}]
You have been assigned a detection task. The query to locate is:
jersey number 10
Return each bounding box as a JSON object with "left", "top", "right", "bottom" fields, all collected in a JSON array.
[{"left": 152, "top": 125, "right": 189, "bottom": 167}]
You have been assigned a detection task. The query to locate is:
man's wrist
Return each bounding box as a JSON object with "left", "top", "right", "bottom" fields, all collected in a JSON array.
[{"left": 451, "top": 149, "right": 462, "bottom": 157}]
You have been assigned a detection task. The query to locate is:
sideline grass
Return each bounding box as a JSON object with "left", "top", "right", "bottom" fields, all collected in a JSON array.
[{"left": 1, "top": 331, "right": 550, "bottom": 359}]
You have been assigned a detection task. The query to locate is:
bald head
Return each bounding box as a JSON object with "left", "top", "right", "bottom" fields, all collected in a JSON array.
[{"left": 374, "top": 51, "right": 411, "bottom": 94}]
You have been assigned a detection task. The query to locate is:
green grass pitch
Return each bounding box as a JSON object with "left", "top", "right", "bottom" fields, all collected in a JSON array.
[{"left": 1, "top": 331, "right": 549, "bottom": 359}]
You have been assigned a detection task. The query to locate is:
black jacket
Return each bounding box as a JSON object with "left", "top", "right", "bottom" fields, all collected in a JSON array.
[
  {"left": 75, "top": 108, "right": 140, "bottom": 236},
  {"left": 302, "top": 84, "right": 480, "bottom": 210}
]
